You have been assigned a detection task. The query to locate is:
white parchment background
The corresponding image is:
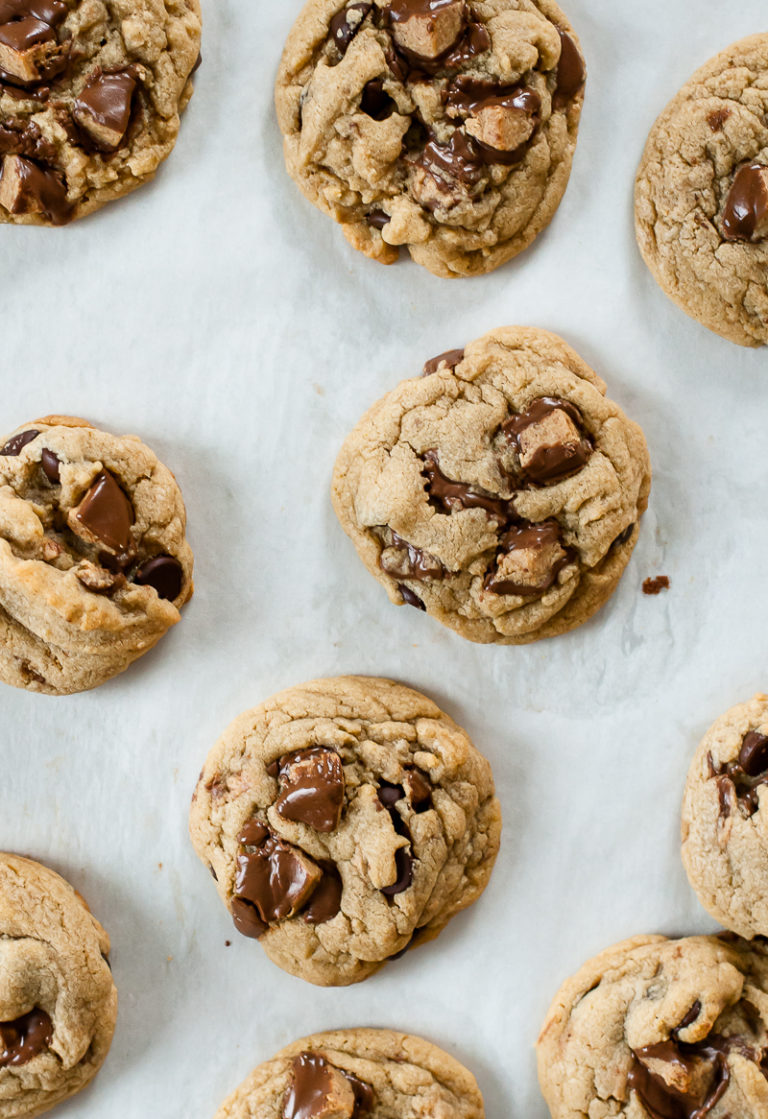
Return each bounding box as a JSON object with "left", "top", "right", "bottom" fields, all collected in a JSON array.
[{"left": 2, "top": 0, "right": 768, "bottom": 1114}]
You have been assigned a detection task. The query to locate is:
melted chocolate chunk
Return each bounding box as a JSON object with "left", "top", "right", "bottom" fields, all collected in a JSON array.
[
  {"left": 707, "top": 108, "right": 731, "bottom": 132},
  {"left": 231, "top": 897, "right": 268, "bottom": 939},
  {"left": 275, "top": 747, "right": 345, "bottom": 833},
  {"left": 0, "top": 1009, "right": 52, "bottom": 1067},
  {"left": 708, "top": 730, "right": 768, "bottom": 820},
  {"left": 382, "top": 848, "right": 414, "bottom": 896},
  {"left": 422, "top": 347, "right": 464, "bottom": 375},
  {"left": 40, "top": 447, "right": 60, "bottom": 482},
  {"left": 0, "top": 116, "right": 55, "bottom": 159},
  {"left": 0, "top": 428, "right": 38, "bottom": 455},
  {"left": 0, "top": 0, "right": 67, "bottom": 27},
  {"left": 484, "top": 520, "right": 568, "bottom": 597},
  {"left": 423, "top": 449, "right": 510, "bottom": 520},
  {"left": 406, "top": 767, "right": 432, "bottom": 810},
  {"left": 380, "top": 530, "right": 445, "bottom": 580},
  {"left": 552, "top": 29, "right": 585, "bottom": 108},
  {"left": 444, "top": 75, "right": 540, "bottom": 119},
  {"left": 415, "top": 128, "right": 485, "bottom": 185},
  {"left": 70, "top": 470, "right": 134, "bottom": 553},
  {"left": 441, "top": 19, "right": 489, "bottom": 68},
  {"left": 366, "top": 207, "right": 390, "bottom": 228},
  {"left": 303, "top": 862, "right": 343, "bottom": 925},
  {"left": 501, "top": 397, "right": 592, "bottom": 484},
  {"left": 234, "top": 824, "right": 321, "bottom": 925},
  {"left": 722, "top": 162, "right": 768, "bottom": 242},
  {"left": 329, "top": 2, "right": 372, "bottom": 55},
  {"left": 283, "top": 1052, "right": 373, "bottom": 1119},
  {"left": 398, "top": 583, "right": 426, "bottom": 610},
  {"left": 377, "top": 781, "right": 416, "bottom": 896},
  {"left": 359, "top": 78, "right": 396, "bottom": 120},
  {"left": 73, "top": 67, "right": 139, "bottom": 150},
  {"left": 1, "top": 155, "right": 72, "bottom": 224},
  {"left": 133, "top": 555, "right": 183, "bottom": 601}
]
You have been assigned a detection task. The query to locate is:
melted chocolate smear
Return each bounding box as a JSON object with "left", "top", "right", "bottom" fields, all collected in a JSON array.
[
  {"left": 484, "top": 520, "right": 569, "bottom": 597},
  {"left": 552, "top": 29, "right": 585, "bottom": 108},
  {"left": 423, "top": 347, "right": 464, "bottom": 375},
  {"left": 329, "top": 1, "right": 372, "bottom": 55},
  {"left": 275, "top": 747, "right": 345, "bottom": 833},
  {"left": 303, "top": 862, "right": 342, "bottom": 925},
  {"left": 398, "top": 583, "right": 426, "bottom": 610},
  {"left": 382, "top": 529, "right": 445, "bottom": 580},
  {"left": 0, "top": 1008, "right": 52, "bottom": 1067},
  {"left": 423, "top": 448, "right": 510, "bottom": 521},
  {"left": 444, "top": 76, "right": 540, "bottom": 118},
  {"left": 501, "top": 397, "right": 592, "bottom": 484},
  {"left": 283, "top": 1052, "right": 373, "bottom": 1119},
  {"left": 415, "top": 127, "right": 486, "bottom": 185},
  {"left": 709, "top": 730, "right": 768, "bottom": 819},
  {"left": 722, "top": 162, "right": 768, "bottom": 242},
  {"left": 133, "top": 555, "right": 183, "bottom": 601},
  {"left": 231, "top": 897, "right": 268, "bottom": 939},
  {"left": 0, "top": 428, "right": 38, "bottom": 455},
  {"left": 359, "top": 77, "right": 396, "bottom": 120}
]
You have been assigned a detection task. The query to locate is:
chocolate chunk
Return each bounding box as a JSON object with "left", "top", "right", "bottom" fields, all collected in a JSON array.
[
  {"left": 387, "top": 0, "right": 465, "bottom": 63},
  {"left": 423, "top": 449, "right": 510, "bottom": 521},
  {"left": 68, "top": 470, "right": 134, "bottom": 553},
  {"left": 708, "top": 732, "right": 768, "bottom": 821},
  {"left": 377, "top": 782, "right": 415, "bottom": 896},
  {"left": 40, "top": 447, "right": 60, "bottom": 482},
  {"left": 283, "top": 1052, "right": 372, "bottom": 1119},
  {"left": 484, "top": 520, "right": 569, "bottom": 597},
  {"left": 722, "top": 162, "right": 768, "bottom": 242},
  {"left": 642, "top": 575, "right": 670, "bottom": 596},
  {"left": 0, "top": 1, "right": 67, "bottom": 27},
  {"left": 628, "top": 1037, "right": 733, "bottom": 1119},
  {"left": 398, "top": 583, "right": 426, "bottom": 610},
  {"left": 231, "top": 897, "right": 268, "bottom": 940},
  {"left": 0, "top": 428, "right": 38, "bottom": 455},
  {"left": 235, "top": 826, "right": 322, "bottom": 924},
  {"left": 738, "top": 731, "right": 768, "bottom": 777},
  {"left": 134, "top": 555, "right": 183, "bottom": 601},
  {"left": 0, "top": 1009, "right": 52, "bottom": 1067},
  {"left": 415, "top": 128, "right": 485, "bottom": 185},
  {"left": 329, "top": 2, "right": 372, "bottom": 55},
  {"left": 552, "top": 29, "right": 585, "bottom": 108},
  {"left": 443, "top": 78, "right": 541, "bottom": 161},
  {"left": 366, "top": 207, "right": 390, "bottom": 228},
  {"left": 406, "top": 768, "right": 432, "bottom": 810},
  {"left": 0, "top": 117, "right": 55, "bottom": 160},
  {"left": 238, "top": 818, "right": 268, "bottom": 846},
  {"left": 501, "top": 397, "right": 592, "bottom": 484},
  {"left": 380, "top": 530, "right": 444, "bottom": 580},
  {"left": 303, "top": 862, "right": 343, "bottom": 925},
  {"left": 423, "top": 347, "right": 463, "bottom": 375},
  {"left": 359, "top": 78, "right": 396, "bottom": 120},
  {"left": 381, "top": 847, "right": 414, "bottom": 896},
  {"left": 275, "top": 747, "right": 345, "bottom": 832},
  {"left": 377, "top": 781, "right": 405, "bottom": 808},
  {"left": 73, "top": 67, "right": 139, "bottom": 150},
  {"left": 0, "top": 154, "right": 71, "bottom": 224}
]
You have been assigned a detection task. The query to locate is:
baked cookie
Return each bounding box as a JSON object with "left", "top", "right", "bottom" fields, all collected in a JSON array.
[
  {"left": 537, "top": 932, "right": 768, "bottom": 1119},
  {"left": 0, "top": 414, "right": 193, "bottom": 695},
  {"left": 682, "top": 694, "right": 768, "bottom": 939},
  {"left": 332, "top": 327, "right": 651, "bottom": 646},
  {"left": 635, "top": 34, "right": 768, "bottom": 347},
  {"left": 275, "top": 0, "right": 585, "bottom": 278},
  {"left": 213, "top": 1029, "right": 485, "bottom": 1119},
  {"left": 0, "top": 853, "right": 117, "bottom": 1119},
  {"left": 189, "top": 675, "right": 501, "bottom": 987},
  {"left": 0, "top": 0, "right": 202, "bottom": 225}
]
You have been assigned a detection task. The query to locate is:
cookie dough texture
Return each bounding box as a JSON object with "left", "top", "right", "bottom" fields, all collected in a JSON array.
[
  {"left": 0, "top": 415, "right": 193, "bottom": 695},
  {"left": 537, "top": 933, "right": 768, "bottom": 1119},
  {"left": 275, "top": 0, "right": 585, "bottom": 278},
  {"left": 0, "top": 0, "right": 202, "bottom": 225},
  {"left": 682, "top": 694, "right": 768, "bottom": 939},
  {"left": 213, "top": 1029, "right": 485, "bottom": 1119},
  {"left": 332, "top": 327, "right": 651, "bottom": 645},
  {"left": 635, "top": 34, "right": 768, "bottom": 347},
  {"left": 0, "top": 854, "right": 117, "bottom": 1119},
  {"left": 190, "top": 675, "right": 501, "bottom": 986}
]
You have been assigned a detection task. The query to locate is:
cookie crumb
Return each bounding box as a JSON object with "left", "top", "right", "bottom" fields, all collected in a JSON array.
[
  {"left": 643, "top": 575, "right": 670, "bottom": 595},
  {"left": 225, "top": 940, "right": 231, "bottom": 947}
]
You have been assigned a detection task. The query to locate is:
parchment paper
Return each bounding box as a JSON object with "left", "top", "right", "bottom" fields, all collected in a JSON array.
[{"left": 2, "top": 0, "right": 768, "bottom": 1114}]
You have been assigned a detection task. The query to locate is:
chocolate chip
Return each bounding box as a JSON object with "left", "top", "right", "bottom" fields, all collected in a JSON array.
[
  {"left": 329, "top": 1, "right": 372, "bottom": 55},
  {"left": 133, "top": 555, "right": 183, "bottom": 601},
  {"left": 68, "top": 470, "right": 134, "bottom": 553},
  {"left": 738, "top": 731, "right": 768, "bottom": 778},
  {"left": 0, "top": 428, "right": 38, "bottom": 456},
  {"left": 422, "top": 347, "right": 463, "bottom": 375},
  {"left": 231, "top": 897, "right": 268, "bottom": 940},
  {"left": 381, "top": 847, "right": 414, "bottom": 896},
  {"left": 552, "top": 29, "right": 585, "bottom": 108},
  {"left": 642, "top": 575, "right": 669, "bottom": 596},
  {"left": 303, "top": 862, "right": 343, "bottom": 925},
  {"left": 722, "top": 162, "right": 768, "bottom": 242},
  {"left": 0, "top": 1009, "right": 52, "bottom": 1067},
  {"left": 234, "top": 826, "right": 322, "bottom": 924},
  {"left": 40, "top": 447, "right": 60, "bottom": 482},
  {"left": 275, "top": 747, "right": 345, "bottom": 833},
  {"left": 377, "top": 781, "right": 405, "bottom": 808},
  {"left": 359, "top": 78, "right": 396, "bottom": 120},
  {"left": 398, "top": 583, "right": 426, "bottom": 610}
]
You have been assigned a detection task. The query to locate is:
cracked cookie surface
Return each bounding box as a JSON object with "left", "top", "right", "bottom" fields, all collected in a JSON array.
[
  {"left": 0, "top": 853, "right": 117, "bottom": 1119},
  {"left": 213, "top": 1028, "right": 485, "bottom": 1119},
  {"left": 275, "top": 0, "right": 585, "bottom": 277},
  {"left": 635, "top": 33, "right": 768, "bottom": 347},
  {"left": 682, "top": 694, "right": 768, "bottom": 939},
  {"left": 0, "top": 414, "right": 193, "bottom": 695},
  {"left": 0, "top": 0, "right": 201, "bottom": 225},
  {"left": 332, "top": 327, "right": 651, "bottom": 645},
  {"left": 189, "top": 675, "right": 501, "bottom": 987},
  {"left": 537, "top": 933, "right": 768, "bottom": 1119}
]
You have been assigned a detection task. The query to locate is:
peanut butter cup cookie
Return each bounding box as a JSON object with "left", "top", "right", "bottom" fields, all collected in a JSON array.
[
  {"left": 0, "top": 415, "right": 193, "bottom": 694},
  {"left": 190, "top": 676, "right": 501, "bottom": 987},
  {"left": 682, "top": 694, "right": 768, "bottom": 939},
  {"left": 275, "top": 0, "right": 585, "bottom": 277},
  {"left": 537, "top": 933, "right": 768, "bottom": 1119},
  {"left": 635, "top": 34, "right": 768, "bottom": 346},
  {"left": 0, "top": 0, "right": 202, "bottom": 225},
  {"left": 213, "top": 1029, "right": 485, "bottom": 1119},
  {"left": 332, "top": 328, "right": 651, "bottom": 645},
  {"left": 0, "top": 853, "right": 117, "bottom": 1119}
]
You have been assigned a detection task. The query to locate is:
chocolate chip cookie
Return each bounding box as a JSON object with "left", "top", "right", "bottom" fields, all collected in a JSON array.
[
  {"left": 0, "top": 415, "right": 193, "bottom": 694},
  {"left": 681, "top": 694, "right": 768, "bottom": 939},
  {"left": 189, "top": 675, "right": 501, "bottom": 987},
  {"left": 635, "top": 33, "right": 768, "bottom": 347},
  {"left": 213, "top": 1029, "right": 485, "bottom": 1119},
  {"left": 537, "top": 933, "right": 768, "bottom": 1119},
  {"left": 0, "top": 0, "right": 202, "bottom": 225},
  {"left": 0, "top": 853, "right": 117, "bottom": 1119},
  {"left": 332, "top": 327, "right": 651, "bottom": 645},
  {"left": 275, "top": 0, "right": 585, "bottom": 277}
]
